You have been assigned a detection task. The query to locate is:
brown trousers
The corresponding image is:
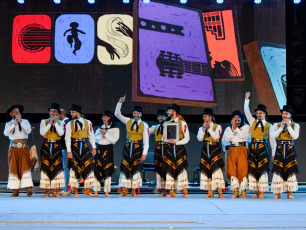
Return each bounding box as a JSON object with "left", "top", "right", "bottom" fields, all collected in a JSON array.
[
  {"left": 8, "top": 146, "right": 32, "bottom": 179},
  {"left": 227, "top": 146, "right": 248, "bottom": 183}
]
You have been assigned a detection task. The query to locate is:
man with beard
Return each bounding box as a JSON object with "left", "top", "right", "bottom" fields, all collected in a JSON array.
[
  {"left": 59, "top": 108, "right": 71, "bottom": 196},
  {"left": 65, "top": 104, "right": 96, "bottom": 197},
  {"left": 93, "top": 110, "right": 119, "bottom": 197},
  {"left": 223, "top": 110, "right": 250, "bottom": 198},
  {"left": 162, "top": 104, "right": 190, "bottom": 198},
  {"left": 39, "top": 103, "right": 65, "bottom": 197},
  {"left": 197, "top": 108, "right": 225, "bottom": 198},
  {"left": 244, "top": 92, "right": 276, "bottom": 198},
  {"left": 115, "top": 96, "right": 149, "bottom": 196},
  {"left": 149, "top": 109, "right": 168, "bottom": 196},
  {"left": 4, "top": 105, "right": 35, "bottom": 197},
  {"left": 271, "top": 105, "right": 300, "bottom": 199}
]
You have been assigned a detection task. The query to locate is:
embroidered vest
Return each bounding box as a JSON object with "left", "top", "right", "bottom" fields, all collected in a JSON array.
[
  {"left": 277, "top": 122, "right": 295, "bottom": 141},
  {"left": 250, "top": 120, "right": 270, "bottom": 139},
  {"left": 126, "top": 119, "right": 144, "bottom": 141},
  {"left": 71, "top": 119, "right": 89, "bottom": 138},
  {"left": 154, "top": 124, "right": 164, "bottom": 142},
  {"left": 43, "top": 119, "right": 61, "bottom": 140},
  {"left": 203, "top": 123, "right": 219, "bottom": 142}
]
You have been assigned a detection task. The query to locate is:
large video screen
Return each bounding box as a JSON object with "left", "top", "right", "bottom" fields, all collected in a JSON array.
[{"left": 0, "top": 0, "right": 286, "bottom": 115}]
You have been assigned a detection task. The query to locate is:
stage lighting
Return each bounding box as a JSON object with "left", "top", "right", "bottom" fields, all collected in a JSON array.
[
  {"left": 123, "top": 0, "right": 130, "bottom": 3},
  {"left": 254, "top": 0, "right": 262, "bottom": 4},
  {"left": 143, "top": 0, "right": 150, "bottom": 3},
  {"left": 216, "top": 0, "right": 224, "bottom": 3},
  {"left": 294, "top": 0, "right": 301, "bottom": 4},
  {"left": 17, "top": 0, "right": 25, "bottom": 4},
  {"left": 88, "top": 0, "right": 95, "bottom": 4},
  {"left": 54, "top": 0, "right": 61, "bottom": 4},
  {"left": 180, "top": 0, "right": 187, "bottom": 4}
]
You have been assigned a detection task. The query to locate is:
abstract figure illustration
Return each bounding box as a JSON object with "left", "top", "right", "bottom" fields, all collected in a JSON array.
[{"left": 64, "top": 22, "right": 86, "bottom": 55}]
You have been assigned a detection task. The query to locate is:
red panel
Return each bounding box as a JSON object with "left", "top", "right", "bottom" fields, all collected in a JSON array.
[{"left": 12, "top": 15, "right": 51, "bottom": 63}]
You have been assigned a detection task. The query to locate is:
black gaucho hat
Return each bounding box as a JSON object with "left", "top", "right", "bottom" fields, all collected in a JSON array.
[
  {"left": 202, "top": 108, "right": 214, "bottom": 116},
  {"left": 230, "top": 110, "right": 243, "bottom": 120},
  {"left": 132, "top": 106, "right": 143, "bottom": 113},
  {"left": 280, "top": 105, "right": 294, "bottom": 115},
  {"left": 6, "top": 105, "right": 24, "bottom": 118},
  {"left": 48, "top": 103, "right": 61, "bottom": 113},
  {"left": 254, "top": 104, "right": 268, "bottom": 114},
  {"left": 69, "top": 104, "right": 83, "bottom": 114},
  {"left": 156, "top": 109, "right": 167, "bottom": 117},
  {"left": 102, "top": 109, "right": 114, "bottom": 118},
  {"left": 167, "top": 103, "right": 181, "bottom": 114}
]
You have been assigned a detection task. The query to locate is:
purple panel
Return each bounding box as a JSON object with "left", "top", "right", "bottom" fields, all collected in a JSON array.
[{"left": 138, "top": 1, "right": 214, "bottom": 102}]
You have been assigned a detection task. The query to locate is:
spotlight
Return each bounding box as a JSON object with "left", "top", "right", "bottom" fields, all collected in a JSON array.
[
  {"left": 54, "top": 0, "right": 61, "bottom": 4},
  {"left": 254, "top": 0, "right": 262, "bottom": 4},
  {"left": 17, "top": 0, "right": 25, "bottom": 4},
  {"left": 123, "top": 0, "right": 130, "bottom": 3},
  {"left": 180, "top": 0, "right": 187, "bottom": 4},
  {"left": 216, "top": 0, "right": 224, "bottom": 3},
  {"left": 294, "top": 0, "right": 301, "bottom": 4},
  {"left": 88, "top": 0, "right": 95, "bottom": 4},
  {"left": 143, "top": 0, "right": 150, "bottom": 3}
]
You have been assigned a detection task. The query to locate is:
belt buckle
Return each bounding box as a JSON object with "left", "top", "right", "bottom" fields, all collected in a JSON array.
[
  {"left": 16, "top": 143, "right": 23, "bottom": 148},
  {"left": 235, "top": 142, "right": 239, "bottom": 147}
]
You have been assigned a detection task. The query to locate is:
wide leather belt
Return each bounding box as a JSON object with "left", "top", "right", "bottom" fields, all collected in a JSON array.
[
  {"left": 127, "top": 140, "right": 142, "bottom": 145},
  {"left": 156, "top": 141, "right": 166, "bottom": 145},
  {"left": 10, "top": 139, "right": 27, "bottom": 148},
  {"left": 44, "top": 138, "right": 59, "bottom": 143},
  {"left": 277, "top": 140, "right": 294, "bottom": 145},
  {"left": 203, "top": 141, "right": 219, "bottom": 146},
  {"left": 230, "top": 142, "right": 246, "bottom": 147},
  {"left": 72, "top": 138, "right": 87, "bottom": 142},
  {"left": 251, "top": 138, "right": 268, "bottom": 143}
]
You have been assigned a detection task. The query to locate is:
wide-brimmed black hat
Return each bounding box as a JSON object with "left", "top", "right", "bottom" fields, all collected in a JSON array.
[
  {"left": 48, "top": 103, "right": 61, "bottom": 113},
  {"left": 202, "top": 108, "right": 214, "bottom": 116},
  {"left": 280, "top": 105, "right": 294, "bottom": 115},
  {"left": 102, "top": 109, "right": 114, "bottom": 118},
  {"left": 156, "top": 109, "right": 167, "bottom": 117},
  {"left": 6, "top": 105, "right": 24, "bottom": 118},
  {"left": 69, "top": 104, "right": 83, "bottom": 114},
  {"left": 254, "top": 104, "right": 268, "bottom": 114},
  {"left": 230, "top": 110, "right": 243, "bottom": 120},
  {"left": 167, "top": 103, "right": 180, "bottom": 114},
  {"left": 132, "top": 106, "right": 143, "bottom": 113}
]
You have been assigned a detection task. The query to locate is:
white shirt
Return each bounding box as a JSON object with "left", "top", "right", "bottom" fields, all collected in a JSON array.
[
  {"left": 197, "top": 122, "right": 222, "bottom": 142},
  {"left": 271, "top": 121, "right": 300, "bottom": 140},
  {"left": 244, "top": 99, "right": 276, "bottom": 156},
  {"left": 223, "top": 124, "right": 250, "bottom": 145},
  {"left": 115, "top": 102, "right": 149, "bottom": 155},
  {"left": 4, "top": 119, "right": 31, "bottom": 140},
  {"left": 221, "top": 135, "right": 230, "bottom": 152},
  {"left": 65, "top": 117, "right": 96, "bottom": 152},
  {"left": 40, "top": 119, "right": 64, "bottom": 137},
  {"left": 95, "top": 125, "right": 120, "bottom": 145},
  {"left": 165, "top": 117, "right": 190, "bottom": 145}
]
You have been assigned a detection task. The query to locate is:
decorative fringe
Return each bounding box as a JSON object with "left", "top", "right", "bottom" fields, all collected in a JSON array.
[
  {"left": 200, "top": 169, "right": 225, "bottom": 191},
  {"left": 7, "top": 171, "right": 33, "bottom": 189},
  {"left": 271, "top": 173, "right": 298, "bottom": 194},
  {"left": 248, "top": 173, "right": 269, "bottom": 192},
  {"left": 119, "top": 172, "right": 142, "bottom": 189},
  {"left": 69, "top": 169, "right": 79, "bottom": 188},
  {"left": 84, "top": 171, "right": 95, "bottom": 189},
  {"left": 230, "top": 176, "right": 248, "bottom": 191},
  {"left": 156, "top": 173, "right": 166, "bottom": 190}
]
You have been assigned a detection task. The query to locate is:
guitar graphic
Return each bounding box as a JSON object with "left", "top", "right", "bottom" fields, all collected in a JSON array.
[
  {"left": 18, "top": 23, "right": 51, "bottom": 53},
  {"left": 156, "top": 51, "right": 211, "bottom": 79}
]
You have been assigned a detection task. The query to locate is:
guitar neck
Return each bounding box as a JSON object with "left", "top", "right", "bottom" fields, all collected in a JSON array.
[{"left": 181, "top": 60, "right": 211, "bottom": 76}]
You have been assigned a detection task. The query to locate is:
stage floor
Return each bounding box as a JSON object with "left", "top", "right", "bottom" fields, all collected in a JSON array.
[{"left": 1, "top": 192, "right": 306, "bottom": 230}]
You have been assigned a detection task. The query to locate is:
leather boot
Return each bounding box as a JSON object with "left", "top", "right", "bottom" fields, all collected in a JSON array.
[
  {"left": 287, "top": 191, "right": 294, "bottom": 199},
  {"left": 218, "top": 188, "right": 225, "bottom": 198},
  {"left": 166, "top": 189, "right": 176, "bottom": 197},
  {"left": 119, "top": 187, "right": 127, "bottom": 197},
  {"left": 230, "top": 188, "right": 239, "bottom": 198},
  {"left": 84, "top": 188, "right": 92, "bottom": 196},
  {"left": 43, "top": 189, "right": 50, "bottom": 197},
  {"left": 11, "top": 189, "right": 19, "bottom": 197},
  {"left": 26, "top": 187, "right": 35, "bottom": 197},
  {"left": 159, "top": 188, "right": 166, "bottom": 197},
  {"left": 73, "top": 187, "right": 79, "bottom": 197},
  {"left": 240, "top": 190, "right": 247, "bottom": 198},
  {"left": 52, "top": 188, "right": 61, "bottom": 197},
  {"left": 204, "top": 190, "right": 214, "bottom": 198},
  {"left": 131, "top": 188, "right": 137, "bottom": 196},
  {"left": 183, "top": 188, "right": 189, "bottom": 198}
]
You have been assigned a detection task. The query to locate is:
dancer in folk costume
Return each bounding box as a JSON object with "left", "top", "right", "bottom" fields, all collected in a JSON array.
[
  {"left": 223, "top": 110, "right": 250, "bottom": 198},
  {"left": 162, "top": 103, "right": 190, "bottom": 198},
  {"left": 65, "top": 104, "right": 96, "bottom": 197},
  {"left": 149, "top": 109, "right": 168, "bottom": 196},
  {"left": 244, "top": 92, "right": 276, "bottom": 198},
  {"left": 93, "top": 110, "right": 119, "bottom": 197},
  {"left": 197, "top": 108, "right": 225, "bottom": 198},
  {"left": 271, "top": 105, "right": 300, "bottom": 199},
  {"left": 39, "top": 103, "right": 65, "bottom": 197},
  {"left": 115, "top": 96, "right": 149, "bottom": 196}
]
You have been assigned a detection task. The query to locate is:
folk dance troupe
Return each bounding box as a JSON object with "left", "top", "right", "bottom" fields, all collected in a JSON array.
[{"left": 3, "top": 92, "right": 300, "bottom": 199}]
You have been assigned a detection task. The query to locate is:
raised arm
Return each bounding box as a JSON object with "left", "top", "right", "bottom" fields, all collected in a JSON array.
[
  {"left": 114, "top": 96, "right": 130, "bottom": 125},
  {"left": 244, "top": 92, "right": 255, "bottom": 126}
]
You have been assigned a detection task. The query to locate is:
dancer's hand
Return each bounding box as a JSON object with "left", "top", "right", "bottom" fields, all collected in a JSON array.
[
  {"left": 68, "top": 152, "right": 73, "bottom": 159},
  {"left": 168, "top": 140, "right": 177, "bottom": 144},
  {"left": 141, "top": 154, "right": 146, "bottom": 162},
  {"left": 119, "top": 95, "right": 126, "bottom": 103},
  {"left": 245, "top": 92, "right": 251, "bottom": 100},
  {"left": 92, "top": 148, "right": 97, "bottom": 156},
  {"left": 271, "top": 156, "right": 275, "bottom": 162}
]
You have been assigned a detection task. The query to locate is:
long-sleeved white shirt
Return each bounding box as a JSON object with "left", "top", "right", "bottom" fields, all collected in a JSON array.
[
  {"left": 115, "top": 102, "right": 149, "bottom": 155},
  {"left": 244, "top": 98, "right": 276, "bottom": 156},
  {"left": 271, "top": 121, "right": 300, "bottom": 140},
  {"left": 223, "top": 124, "right": 250, "bottom": 145},
  {"left": 95, "top": 125, "right": 120, "bottom": 145},
  {"left": 4, "top": 119, "right": 31, "bottom": 140},
  {"left": 40, "top": 119, "right": 64, "bottom": 137},
  {"left": 197, "top": 122, "right": 222, "bottom": 142},
  {"left": 165, "top": 117, "right": 190, "bottom": 145},
  {"left": 65, "top": 117, "right": 96, "bottom": 152}
]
